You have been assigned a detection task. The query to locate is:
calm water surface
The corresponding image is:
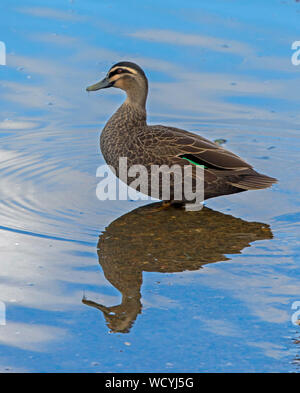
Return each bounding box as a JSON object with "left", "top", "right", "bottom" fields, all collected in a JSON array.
[{"left": 0, "top": 0, "right": 300, "bottom": 372}]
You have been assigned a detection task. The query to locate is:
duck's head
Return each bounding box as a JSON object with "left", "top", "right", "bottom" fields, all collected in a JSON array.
[{"left": 86, "top": 61, "right": 148, "bottom": 107}]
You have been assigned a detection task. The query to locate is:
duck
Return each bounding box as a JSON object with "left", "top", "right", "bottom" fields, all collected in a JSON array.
[{"left": 86, "top": 61, "right": 277, "bottom": 208}]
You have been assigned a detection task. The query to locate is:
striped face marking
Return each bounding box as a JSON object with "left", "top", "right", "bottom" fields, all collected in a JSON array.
[{"left": 108, "top": 66, "right": 137, "bottom": 82}]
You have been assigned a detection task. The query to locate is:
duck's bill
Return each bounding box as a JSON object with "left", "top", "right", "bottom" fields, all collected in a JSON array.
[{"left": 86, "top": 76, "right": 113, "bottom": 91}]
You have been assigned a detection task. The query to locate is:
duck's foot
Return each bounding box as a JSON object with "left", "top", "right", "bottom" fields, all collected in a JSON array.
[
  {"left": 150, "top": 200, "right": 172, "bottom": 212},
  {"left": 146, "top": 200, "right": 185, "bottom": 213},
  {"left": 142, "top": 201, "right": 172, "bottom": 213}
]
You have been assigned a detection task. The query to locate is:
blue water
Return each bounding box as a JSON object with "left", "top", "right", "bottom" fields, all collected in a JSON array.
[{"left": 0, "top": 0, "right": 300, "bottom": 372}]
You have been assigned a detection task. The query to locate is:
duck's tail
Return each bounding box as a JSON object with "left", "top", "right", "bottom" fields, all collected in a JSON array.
[{"left": 229, "top": 172, "right": 277, "bottom": 190}]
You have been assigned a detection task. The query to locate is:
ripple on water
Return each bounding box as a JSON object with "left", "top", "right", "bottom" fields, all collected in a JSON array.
[{"left": 0, "top": 123, "right": 109, "bottom": 244}]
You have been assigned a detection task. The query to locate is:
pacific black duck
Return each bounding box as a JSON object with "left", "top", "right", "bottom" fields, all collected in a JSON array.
[{"left": 87, "top": 61, "right": 277, "bottom": 206}]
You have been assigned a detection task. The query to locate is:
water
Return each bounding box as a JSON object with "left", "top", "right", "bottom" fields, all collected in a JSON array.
[{"left": 0, "top": 0, "right": 300, "bottom": 373}]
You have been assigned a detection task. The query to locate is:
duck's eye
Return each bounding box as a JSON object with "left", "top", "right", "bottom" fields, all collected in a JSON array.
[{"left": 108, "top": 68, "right": 129, "bottom": 79}]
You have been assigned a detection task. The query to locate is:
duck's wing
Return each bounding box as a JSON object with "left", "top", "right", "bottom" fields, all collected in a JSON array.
[
  {"left": 146, "top": 125, "right": 251, "bottom": 169},
  {"left": 145, "top": 125, "right": 277, "bottom": 190}
]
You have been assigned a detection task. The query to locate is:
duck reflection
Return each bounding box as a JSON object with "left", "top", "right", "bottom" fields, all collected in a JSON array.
[
  {"left": 83, "top": 203, "right": 273, "bottom": 333},
  {"left": 292, "top": 336, "right": 300, "bottom": 370}
]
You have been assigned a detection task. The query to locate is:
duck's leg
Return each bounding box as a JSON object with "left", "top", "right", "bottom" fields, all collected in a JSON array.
[
  {"left": 144, "top": 200, "right": 172, "bottom": 213},
  {"left": 148, "top": 200, "right": 185, "bottom": 213},
  {"left": 161, "top": 200, "right": 172, "bottom": 210},
  {"left": 152, "top": 200, "right": 172, "bottom": 212}
]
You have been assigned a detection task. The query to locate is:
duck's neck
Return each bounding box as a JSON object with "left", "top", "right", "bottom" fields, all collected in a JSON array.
[
  {"left": 125, "top": 88, "right": 147, "bottom": 110},
  {"left": 114, "top": 101, "right": 147, "bottom": 129},
  {"left": 124, "top": 78, "right": 148, "bottom": 111}
]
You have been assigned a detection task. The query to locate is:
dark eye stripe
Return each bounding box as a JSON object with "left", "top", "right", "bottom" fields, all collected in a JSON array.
[{"left": 108, "top": 68, "right": 133, "bottom": 78}]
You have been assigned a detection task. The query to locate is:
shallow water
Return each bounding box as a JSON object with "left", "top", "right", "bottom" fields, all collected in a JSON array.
[{"left": 0, "top": 0, "right": 300, "bottom": 372}]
